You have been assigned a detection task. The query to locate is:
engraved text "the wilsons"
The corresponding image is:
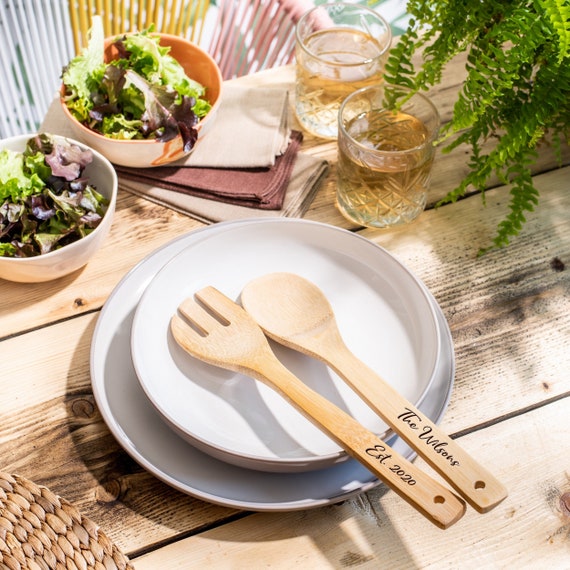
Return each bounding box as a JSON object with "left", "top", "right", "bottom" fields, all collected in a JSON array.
[{"left": 398, "top": 408, "right": 460, "bottom": 467}]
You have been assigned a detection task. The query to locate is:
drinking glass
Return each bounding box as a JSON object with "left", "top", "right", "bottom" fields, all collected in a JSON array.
[
  {"left": 336, "top": 84, "right": 440, "bottom": 228},
  {"left": 295, "top": 2, "right": 392, "bottom": 139}
]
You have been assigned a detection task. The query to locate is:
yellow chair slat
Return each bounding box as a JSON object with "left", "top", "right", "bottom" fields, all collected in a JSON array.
[{"left": 68, "top": 0, "right": 211, "bottom": 53}]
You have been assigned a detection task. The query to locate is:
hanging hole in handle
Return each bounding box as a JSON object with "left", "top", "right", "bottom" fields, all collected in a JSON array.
[
  {"left": 434, "top": 495, "right": 445, "bottom": 504},
  {"left": 474, "top": 480, "right": 486, "bottom": 490}
]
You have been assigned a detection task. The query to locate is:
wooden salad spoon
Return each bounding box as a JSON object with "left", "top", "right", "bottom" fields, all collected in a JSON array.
[
  {"left": 171, "top": 286, "right": 466, "bottom": 529},
  {"left": 240, "top": 272, "right": 508, "bottom": 513}
]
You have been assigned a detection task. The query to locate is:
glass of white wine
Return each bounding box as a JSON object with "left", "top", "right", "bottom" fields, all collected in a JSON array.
[
  {"left": 337, "top": 84, "right": 440, "bottom": 228},
  {"left": 295, "top": 3, "right": 392, "bottom": 139}
]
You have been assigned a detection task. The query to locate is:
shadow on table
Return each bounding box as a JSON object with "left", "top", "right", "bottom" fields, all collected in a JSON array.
[{"left": 171, "top": 494, "right": 422, "bottom": 569}]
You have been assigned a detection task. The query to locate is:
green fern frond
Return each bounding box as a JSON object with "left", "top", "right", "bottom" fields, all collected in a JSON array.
[
  {"left": 487, "top": 163, "right": 540, "bottom": 253},
  {"left": 384, "top": 0, "right": 570, "bottom": 252},
  {"left": 538, "top": 0, "right": 570, "bottom": 62},
  {"left": 383, "top": 25, "right": 421, "bottom": 89}
]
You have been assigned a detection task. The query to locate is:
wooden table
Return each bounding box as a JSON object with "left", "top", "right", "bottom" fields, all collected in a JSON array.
[{"left": 2, "top": 59, "right": 569, "bottom": 569}]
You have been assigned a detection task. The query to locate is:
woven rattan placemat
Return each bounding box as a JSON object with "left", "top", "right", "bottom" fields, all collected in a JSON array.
[{"left": 0, "top": 472, "right": 133, "bottom": 569}]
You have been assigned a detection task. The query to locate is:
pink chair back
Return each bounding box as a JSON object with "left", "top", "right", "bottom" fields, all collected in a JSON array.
[{"left": 209, "top": 0, "right": 315, "bottom": 79}]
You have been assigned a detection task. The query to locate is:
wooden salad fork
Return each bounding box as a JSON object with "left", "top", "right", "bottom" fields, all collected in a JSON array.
[
  {"left": 171, "top": 286, "right": 466, "bottom": 529},
  {"left": 240, "top": 273, "right": 508, "bottom": 514}
]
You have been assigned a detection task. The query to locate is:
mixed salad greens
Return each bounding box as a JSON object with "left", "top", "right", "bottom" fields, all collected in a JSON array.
[
  {"left": 0, "top": 134, "right": 108, "bottom": 258},
  {"left": 61, "top": 19, "right": 211, "bottom": 151}
]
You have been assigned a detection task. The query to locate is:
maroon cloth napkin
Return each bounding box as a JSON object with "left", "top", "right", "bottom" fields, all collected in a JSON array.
[{"left": 115, "top": 131, "right": 304, "bottom": 210}]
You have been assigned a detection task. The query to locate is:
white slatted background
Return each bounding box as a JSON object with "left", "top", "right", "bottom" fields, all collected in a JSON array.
[{"left": 0, "top": 0, "right": 74, "bottom": 137}]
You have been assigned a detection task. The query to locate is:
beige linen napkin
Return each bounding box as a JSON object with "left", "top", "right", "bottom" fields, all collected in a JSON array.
[
  {"left": 116, "top": 131, "right": 303, "bottom": 210},
  {"left": 177, "top": 84, "right": 291, "bottom": 168}
]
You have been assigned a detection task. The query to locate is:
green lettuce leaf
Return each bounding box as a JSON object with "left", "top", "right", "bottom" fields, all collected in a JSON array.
[
  {"left": 62, "top": 22, "right": 211, "bottom": 149},
  {"left": 62, "top": 15, "right": 105, "bottom": 101},
  {"left": 0, "top": 134, "right": 108, "bottom": 258},
  {"left": 0, "top": 149, "right": 45, "bottom": 202}
]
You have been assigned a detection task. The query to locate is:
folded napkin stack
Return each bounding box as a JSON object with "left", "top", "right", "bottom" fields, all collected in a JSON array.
[
  {"left": 117, "top": 129, "right": 304, "bottom": 211},
  {"left": 41, "top": 85, "right": 329, "bottom": 223}
]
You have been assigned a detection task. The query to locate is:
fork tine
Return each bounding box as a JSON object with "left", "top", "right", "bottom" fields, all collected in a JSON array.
[
  {"left": 195, "top": 286, "right": 244, "bottom": 323},
  {"left": 177, "top": 296, "right": 221, "bottom": 336},
  {"left": 172, "top": 287, "right": 270, "bottom": 373}
]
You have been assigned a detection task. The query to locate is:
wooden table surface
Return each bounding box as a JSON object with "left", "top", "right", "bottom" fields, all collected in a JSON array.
[{"left": 1, "top": 59, "right": 569, "bottom": 569}]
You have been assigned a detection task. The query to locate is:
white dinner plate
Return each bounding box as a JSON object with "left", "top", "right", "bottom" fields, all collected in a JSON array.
[
  {"left": 90, "top": 218, "right": 455, "bottom": 511},
  {"left": 131, "top": 219, "right": 441, "bottom": 472}
]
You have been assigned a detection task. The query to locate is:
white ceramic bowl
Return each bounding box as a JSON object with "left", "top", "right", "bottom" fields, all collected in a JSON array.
[
  {"left": 60, "top": 33, "right": 223, "bottom": 168},
  {"left": 0, "top": 133, "right": 117, "bottom": 283},
  {"left": 130, "top": 219, "right": 442, "bottom": 472}
]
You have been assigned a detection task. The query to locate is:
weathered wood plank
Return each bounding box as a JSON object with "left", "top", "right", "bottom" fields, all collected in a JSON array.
[
  {"left": 358, "top": 166, "right": 570, "bottom": 430},
  {"left": 131, "top": 397, "right": 570, "bottom": 569}
]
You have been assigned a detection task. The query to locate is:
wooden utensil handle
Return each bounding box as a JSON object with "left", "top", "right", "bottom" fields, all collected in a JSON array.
[
  {"left": 328, "top": 347, "right": 507, "bottom": 513},
  {"left": 250, "top": 358, "right": 465, "bottom": 529}
]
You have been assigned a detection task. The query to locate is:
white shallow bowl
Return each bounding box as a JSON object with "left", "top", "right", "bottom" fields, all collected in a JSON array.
[
  {"left": 131, "top": 219, "right": 441, "bottom": 472},
  {"left": 0, "top": 133, "right": 117, "bottom": 283}
]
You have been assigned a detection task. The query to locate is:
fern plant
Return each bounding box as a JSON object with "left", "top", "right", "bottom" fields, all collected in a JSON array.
[{"left": 383, "top": 0, "right": 570, "bottom": 251}]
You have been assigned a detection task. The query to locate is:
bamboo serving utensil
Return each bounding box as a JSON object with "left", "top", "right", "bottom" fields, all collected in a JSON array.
[
  {"left": 241, "top": 272, "right": 508, "bottom": 514},
  {"left": 171, "top": 286, "right": 466, "bottom": 529}
]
